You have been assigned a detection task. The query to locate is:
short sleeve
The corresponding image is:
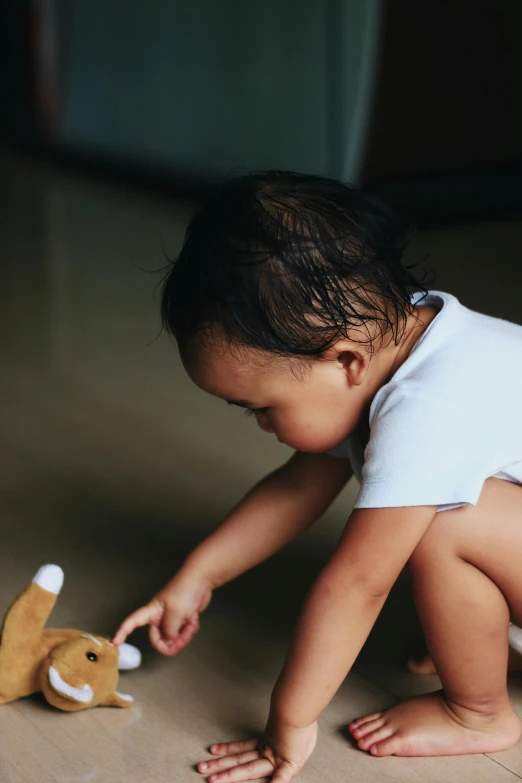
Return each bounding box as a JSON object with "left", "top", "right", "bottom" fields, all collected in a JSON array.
[{"left": 354, "top": 386, "right": 495, "bottom": 512}]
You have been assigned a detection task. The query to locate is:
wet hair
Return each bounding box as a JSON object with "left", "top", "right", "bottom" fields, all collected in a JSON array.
[{"left": 161, "top": 171, "right": 432, "bottom": 361}]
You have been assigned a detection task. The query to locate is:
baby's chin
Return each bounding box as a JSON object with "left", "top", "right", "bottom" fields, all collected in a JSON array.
[{"left": 285, "top": 436, "right": 348, "bottom": 454}]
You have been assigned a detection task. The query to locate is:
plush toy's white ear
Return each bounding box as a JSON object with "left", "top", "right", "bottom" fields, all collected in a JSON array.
[
  {"left": 32, "top": 564, "right": 64, "bottom": 595},
  {"left": 509, "top": 623, "right": 522, "bottom": 655},
  {"left": 117, "top": 643, "right": 142, "bottom": 671}
]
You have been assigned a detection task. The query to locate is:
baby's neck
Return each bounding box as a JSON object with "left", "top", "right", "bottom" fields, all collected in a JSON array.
[
  {"left": 385, "top": 304, "right": 439, "bottom": 383},
  {"left": 358, "top": 304, "right": 440, "bottom": 428}
]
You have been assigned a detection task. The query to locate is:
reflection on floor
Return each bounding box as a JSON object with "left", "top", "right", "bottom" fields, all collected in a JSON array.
[{"left": 1, "top": 155, "right": 522, "bottom": 781}]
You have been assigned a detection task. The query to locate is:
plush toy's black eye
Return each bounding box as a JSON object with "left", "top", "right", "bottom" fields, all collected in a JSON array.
[{"left": 86, "top": 652, "right": 98, "bottom": 662}]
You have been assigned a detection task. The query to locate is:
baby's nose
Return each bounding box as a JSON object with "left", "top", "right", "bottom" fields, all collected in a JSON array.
[{"left": 257, "top": 416, "right": 274, "bottom": 435}]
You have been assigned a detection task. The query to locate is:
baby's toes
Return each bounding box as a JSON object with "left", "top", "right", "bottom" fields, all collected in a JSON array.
[
  {"left": 368, "top": 734, "right": 403, "bottom": 756},
  {"left": 356, "top": 724, "right": 395, "bottom": 752},
  {"left": 350, "top": 716, "right": 386, "bottom": 740},
  {"left": 349, "top": 711, "right": 383, "bottom": 732}
]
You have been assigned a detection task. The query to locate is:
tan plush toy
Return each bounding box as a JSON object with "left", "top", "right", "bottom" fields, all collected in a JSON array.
[{"left": 0, "top": 564, "right": 141, "bottom": 711}]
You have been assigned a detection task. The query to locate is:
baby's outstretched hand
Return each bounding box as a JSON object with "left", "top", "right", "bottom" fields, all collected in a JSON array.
[
  {"left": 197, "top": 718, "right": 318, "bottom": 782},
  {"left": 112, "top": 572, "right": 213, "bottom": 656}
]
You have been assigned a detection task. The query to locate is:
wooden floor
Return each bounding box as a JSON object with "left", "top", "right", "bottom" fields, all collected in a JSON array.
[{"left": 1, "top": 155, "right": 522, "bottom": 781}]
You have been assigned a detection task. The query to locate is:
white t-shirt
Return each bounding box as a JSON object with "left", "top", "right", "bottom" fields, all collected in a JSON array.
[{"left": 329, "top": 290, "right": 522, "bottom": 512}]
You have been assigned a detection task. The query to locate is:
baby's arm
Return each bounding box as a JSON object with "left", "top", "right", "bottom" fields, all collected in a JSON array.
[
  {"left": 113, "top": 452, "right": 352, "bottom": 649},
  {"left": 184, "top": 451, "right": 353, "bottom": 588},
  {"left": 270, "top": 504, "right": 437, "bottom": 729}
]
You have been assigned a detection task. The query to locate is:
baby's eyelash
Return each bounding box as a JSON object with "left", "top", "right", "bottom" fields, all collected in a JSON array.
[{"left": 244, "top": 407, "right": 269, "bottom": 417}]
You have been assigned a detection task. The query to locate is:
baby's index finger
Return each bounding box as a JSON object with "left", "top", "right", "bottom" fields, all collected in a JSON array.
[
  {"left": 111, "top": 628, "right": 125, "bottom": 646},
  {"left": 112, "top": 623, "right": 132, "bottom": 646},
  {"left": 112, "top": 605, "right": 156, "bottom": 645}
]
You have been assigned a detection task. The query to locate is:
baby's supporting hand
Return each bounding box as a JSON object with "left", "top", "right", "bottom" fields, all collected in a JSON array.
[{"left": 112, "top": 571, "right": 213, "bottom": 656}]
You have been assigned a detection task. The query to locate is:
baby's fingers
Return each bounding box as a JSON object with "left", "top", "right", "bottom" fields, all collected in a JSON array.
[
  {"left": 177, "top": 613, "right": 200, "bottom": 648},
  {"left": 209, "top": 740, "right": 259, "bottom": 757},
  {"left": 150, "top": 613, "right": 200, "bottom": 656},
  {"left": 112, "top": 601, "right": 163, "bottom": 646}
]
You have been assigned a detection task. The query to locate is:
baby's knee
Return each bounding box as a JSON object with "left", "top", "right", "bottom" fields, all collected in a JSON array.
[{"left": 407, "top": 516, "right": 471, "bottom": 583}]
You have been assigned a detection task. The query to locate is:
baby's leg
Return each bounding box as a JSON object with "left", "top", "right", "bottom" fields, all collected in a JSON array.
[
  {"left": 408, "top": 644, "right": 522, "bottom": 675},
  {"left": 349, "top": 478, "right": 522, "bottom": 757}
]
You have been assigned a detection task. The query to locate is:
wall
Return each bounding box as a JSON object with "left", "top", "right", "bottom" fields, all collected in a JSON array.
[{"left": 58, "top": 0, "right": 382, "bottom": 182}]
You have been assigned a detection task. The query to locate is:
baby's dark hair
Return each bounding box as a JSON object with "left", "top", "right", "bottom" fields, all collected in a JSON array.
[{"left": 161, "top": 171, "right": 430, "bottom": 360}]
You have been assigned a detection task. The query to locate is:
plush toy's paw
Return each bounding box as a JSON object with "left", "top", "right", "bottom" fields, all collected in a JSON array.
[
  {"left": 32, "top": 564, "right": 64, "bottom": 595},
  {"left": 115, "top": 691, "right": 134, "bottom": 703},
  {"left": 102, "top": 690, "right": 134, "bottom": 708},
  {"left": 117, "top": 643, "right": 142, "bottom": 671}
]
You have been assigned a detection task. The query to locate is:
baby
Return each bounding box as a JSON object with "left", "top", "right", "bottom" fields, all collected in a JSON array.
[{"left": 113, "top": 171, "right": 522, "bottom": 781}]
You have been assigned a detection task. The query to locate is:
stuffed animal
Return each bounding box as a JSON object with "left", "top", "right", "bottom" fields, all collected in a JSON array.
[{"left": 0, "top": 564, "right": 141, "bottom": 712}]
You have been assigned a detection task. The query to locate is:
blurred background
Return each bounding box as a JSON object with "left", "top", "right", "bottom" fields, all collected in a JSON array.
[
  {"left": 3, "top": 0, "right": 522, "bottom": 219},
  {"left": 0, "top": 3, "right": 522, "bottom": 782}
]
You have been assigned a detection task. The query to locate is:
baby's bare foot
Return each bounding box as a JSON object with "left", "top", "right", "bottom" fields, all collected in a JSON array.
[{"left": 349, "top": 691, "right": 521, "bottom": 757}]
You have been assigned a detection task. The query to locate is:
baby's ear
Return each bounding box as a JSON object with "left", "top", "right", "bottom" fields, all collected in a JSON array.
[{"left": 102, "top": 690, "right": 134, "bottom": 708}]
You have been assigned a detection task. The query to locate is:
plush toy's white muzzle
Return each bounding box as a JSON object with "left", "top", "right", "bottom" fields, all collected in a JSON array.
[{"left": 48, "top": 666, "right": 94, "bottom": 703}]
